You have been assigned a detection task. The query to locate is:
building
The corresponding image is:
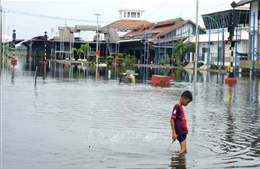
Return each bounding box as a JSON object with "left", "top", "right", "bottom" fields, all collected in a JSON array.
[
  {"left": 188, "top": 2, "right": 251, "bottom": 67},
  {"left": 119, "top": 18, "right": 206, "bottom": 64},
  {"left": 235, "top": 0, "right": 259, "bottom": 59},
  {"left": 102, "top": 1, "right": 151, "bottom": 56}
]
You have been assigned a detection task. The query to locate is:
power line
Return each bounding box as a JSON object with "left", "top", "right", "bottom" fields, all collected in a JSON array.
[
  {"left": 1, "top": 7, "right": 112, "bottom": 24},
  {"left": 144, "top": 1, "right": 168, "bottom": 19}
]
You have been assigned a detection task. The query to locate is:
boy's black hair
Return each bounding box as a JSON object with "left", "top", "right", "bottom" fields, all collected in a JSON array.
[{"left": 181, "top": 91, "right": 193, "bottom": 101}]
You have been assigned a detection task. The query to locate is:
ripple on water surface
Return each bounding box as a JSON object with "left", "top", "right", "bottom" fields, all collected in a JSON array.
[{"left": 2, "top": 62, "right": 260, "bottom": 169}]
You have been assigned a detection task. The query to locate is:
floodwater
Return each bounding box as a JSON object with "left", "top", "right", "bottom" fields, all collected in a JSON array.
[{"left": 1, "top": 58, "right": 260, "bottom": 169}]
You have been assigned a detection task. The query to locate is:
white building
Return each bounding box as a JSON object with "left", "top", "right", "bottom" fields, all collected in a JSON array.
[
  {"left": 188, "top": 3, "right": 251, "bottom": 67},
  {"left": 235, "top": 0, "right": 260, "bottom": 60}
]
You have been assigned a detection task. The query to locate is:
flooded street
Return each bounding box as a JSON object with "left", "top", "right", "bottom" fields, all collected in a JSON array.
[{"left": 1, "top": 58, "right": 260, "bottom": 169}]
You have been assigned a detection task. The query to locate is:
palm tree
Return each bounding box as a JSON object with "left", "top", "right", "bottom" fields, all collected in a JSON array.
[
  {"left": 80, "top": 44, "right": 91, "bottom": 60},
  {"left": 174, "top": 40, "right": 188, "bottom": 65},
  {"left": 73, "top": 47, "right": 84, "bottom": 59}
]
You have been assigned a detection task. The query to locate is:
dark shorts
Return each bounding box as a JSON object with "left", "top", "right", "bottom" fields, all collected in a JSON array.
[{"left": 177, "top": 134, "right": 187, "bottom": 143}]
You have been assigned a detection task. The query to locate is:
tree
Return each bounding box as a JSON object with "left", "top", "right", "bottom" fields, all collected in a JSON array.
[
  {"left": 189, "top": 43, "right": 195, "bottom": 53},
  {"left": 115, "top": 53, "right": 125, "bottom": 66},
  {"left": 174, "top": 40, "right": 188, "bottom": 65},
  {"left": 73, "top": 47, "right": 84, "bottom": 59},
  {"left": 80, "top": 43, "right": 91, "bottom": 59}
]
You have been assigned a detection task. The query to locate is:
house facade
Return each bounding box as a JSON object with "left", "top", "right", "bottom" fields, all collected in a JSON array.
[
  {"left": 236, "top": 0, "right": 260, "bottom": 59},
  {"left": 119, "top": 18, "right": 205, "bottom": 64},
  {"left": 195, "top": 3, "right": 251, "bottom": 67}
]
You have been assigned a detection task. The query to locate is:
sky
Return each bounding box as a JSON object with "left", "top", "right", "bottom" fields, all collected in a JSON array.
[{"left": 2, "top": 0, "right": 236, "bottom": 41}]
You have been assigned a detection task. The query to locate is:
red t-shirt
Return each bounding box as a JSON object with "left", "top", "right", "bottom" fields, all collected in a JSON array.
[{"left": 171, "top": 103, "right": 188, "bottom": 135}]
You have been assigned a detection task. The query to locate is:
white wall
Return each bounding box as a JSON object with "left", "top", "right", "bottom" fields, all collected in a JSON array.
[
  {"left": 195, "top": 40, "right": 249, "bottom": 66},
  {"left": 249, "top": 1, "right": 259, "bottom": 58},
  {"left": 175, "top": 23, "right": 194, "bottom": 38}
]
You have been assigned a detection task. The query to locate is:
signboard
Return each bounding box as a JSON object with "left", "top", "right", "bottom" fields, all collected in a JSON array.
[{"left": 96, "top": 51, "right": 100, "bottom": 56}]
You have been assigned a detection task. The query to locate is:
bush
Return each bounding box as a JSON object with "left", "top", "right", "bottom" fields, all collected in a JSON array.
[
  {"left": 198, "top": 62, "right": 204, "bottom": 68},
  {"left": 210, "top": 64, "right": 219, "bottom": 70},
  {"left": 116, "top": 58, "right": 125, "bottom": 65},
  {"left": 125, "top": 54, "right": 137, "bottom": 66},
  {"left": 107, "top": 55, "right": 114, "bottom": 66},
  {"left": 99, "top": 56, "right": 105, "bottom": 63},
  {"left": 116, "top": 53, "right": 125, "bottom": 65}
]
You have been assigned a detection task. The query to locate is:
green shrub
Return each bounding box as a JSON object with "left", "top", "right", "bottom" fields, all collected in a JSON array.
[
  {"left": 125, "top": 54, "right": 137, "bottom": 66},
  {"left": 99, "top": 56, "right": 105, "bottom": 63},
  {"left": 116, "top": 53, "right": 125, "bottom": 65},
  {"left": 210, "top": 64, "right": 219, "bottom": 70},
  {"left": 198, "top": 62, "right": 204, "bottom": 68},
  {"left": 107, "top": 55, "right": 114, "bottom": 65},
  {"left": 116, "top": 58, "right": 125, "bottom": 65}
]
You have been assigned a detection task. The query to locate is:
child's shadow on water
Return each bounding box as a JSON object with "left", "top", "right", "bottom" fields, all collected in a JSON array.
[{"left": 169, "top": 153, "right": 186, "bottom": 169}]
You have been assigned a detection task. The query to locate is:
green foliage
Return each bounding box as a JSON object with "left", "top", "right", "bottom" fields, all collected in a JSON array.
[
  {"left": 174, "top": 40, "right": 188, "bottom": 65},
  {"left": 116, "top": 53, "right": 125, "bottom": 65},
  {"left": 210, "top": 64, "right": 218, "bottom": 70},
  {"left": 198, "top": 62, "right": 204, "bottom": 68},
  {"left": 91, "top": 56, "right": 97, "bottom": 63},
  {"left": 124, "top": 54, "right": 137, "bottom": 66},
  {"left": 80, "top": 43, "right": 91, "bottom": 59},
  {"left": 73, "top": 47, "right": 84, "bottom": 58},
  {"left": 107, "top": 55, "right": 114, "bottom": 65},
  {"left": 164, "top": 54, "right": 169, "bottom": 64},
  {"left": 118, "top": 53, "right": 124, "bottom": 58},
  {"left": 73, "top": 44, "right": 91, "bottom": 59},
  {"left": 65, "top": 51, "right": 70, "bottom": 59},
  {"left": 2, "top": 45, "right": 12, "bottom": 59},
  {"left": 116, "top": 58, "right": 125, "bottom": 65},
  {"left": 189, "top": 43, "right": 196, "bottom": 53},
  {"left": 99, "top": 56, "right": 105, "bottom": 63}
]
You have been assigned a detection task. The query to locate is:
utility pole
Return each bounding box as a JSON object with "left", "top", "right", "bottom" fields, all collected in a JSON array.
[
  {"left": 194, "top": 0, "right": 199, "bottom": 82},
  {"left": 0, "top": 0, "right": 2, "bottom": 72},
  {"left": 225, "top": 4, "right": 237, "bottom": 85},
  {"left": 95, "top": 14, "right": 101, "bottom": 67}
]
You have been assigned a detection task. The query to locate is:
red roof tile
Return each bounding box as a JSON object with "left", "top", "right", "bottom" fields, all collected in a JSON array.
[
  {"left": 103, "top": 19, "right": 151, "bottom": 30},
  {"left": 122, "top": 18, "right": 206, "bottom": 43}
]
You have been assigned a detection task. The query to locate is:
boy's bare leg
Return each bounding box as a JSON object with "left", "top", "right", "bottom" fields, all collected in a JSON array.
[{"left": 179, "top": 140, "right": 187, "bottom": 154}]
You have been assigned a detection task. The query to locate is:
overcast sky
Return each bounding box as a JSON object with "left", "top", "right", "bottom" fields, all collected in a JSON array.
[{"left": 2, "top": 0, "right": 236, "bottom": 40}]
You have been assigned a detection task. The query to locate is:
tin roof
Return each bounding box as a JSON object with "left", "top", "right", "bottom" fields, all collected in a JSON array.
[
  {"left": 121, "top": 18, "right": 206, "bottom": 44},
  {"left": 236, "top": 0, "right": 258, "bottom": 6},
  {"left": 103, "top": 19, "right": 151, "bottom": 30}
]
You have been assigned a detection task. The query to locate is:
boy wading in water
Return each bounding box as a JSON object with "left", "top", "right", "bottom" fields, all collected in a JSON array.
[{"left": 170, "top": 91, "right": 193, "bottom": 154}]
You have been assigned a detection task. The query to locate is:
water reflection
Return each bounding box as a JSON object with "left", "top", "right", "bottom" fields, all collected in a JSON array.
[
  {"left": 1, "top": 57, "right": 260, "bottom": 169},
  {"left": 169, "top": 154, "right": 186, "bottom": 168}
]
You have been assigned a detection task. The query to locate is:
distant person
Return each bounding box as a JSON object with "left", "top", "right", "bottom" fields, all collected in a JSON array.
[
  {"left": 170, "top": 91, "right": 193, "bottom": 154},
  {"left": 173, "top": 57, "right": 177, "bottom": 66}
]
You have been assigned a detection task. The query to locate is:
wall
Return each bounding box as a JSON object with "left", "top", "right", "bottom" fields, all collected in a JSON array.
[
  {"left": 175, "top": 23, "right": 195, "bottom": 38},
  {"left": 248, "top": 1, "right": 259, "bottom": 58},
  {"left": 195, "top": 40, "right": 249, "bottom": 66}
]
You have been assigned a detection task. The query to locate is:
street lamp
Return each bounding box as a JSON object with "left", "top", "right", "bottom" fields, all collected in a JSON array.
[
  {"left": 95, "top": 14, "right": 101, "bottom": 67},
  {"left": 7, "top": 25, "right": 14, "bottom": 41}
]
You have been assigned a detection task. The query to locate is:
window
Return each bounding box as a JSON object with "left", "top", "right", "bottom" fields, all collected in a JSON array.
[
  {"left": 124, "top": 12, "right": 126, "bottom": 18},
  {"left": 137, "top": 13, "right": 140, "bottom": 18},
  {"left": 127, "top": 12, "right": 130, "bottom": 18},
  {"left": 131, "top": 12, "right": 136, "bottom": 18},
  {"left": 202, "top": 47, "right": 208, "bottom": 53}
]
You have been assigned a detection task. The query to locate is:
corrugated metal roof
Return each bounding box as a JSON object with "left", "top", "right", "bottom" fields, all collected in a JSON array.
[
  {"left": 200, "top": 4, "right": 249, "bottom": 15},
  {"left": 236, "top": 0, "right": 258, "bottom": 6},
  {"left": 186, "top": 29, "right": 249, "bottom": 43},
  {"left": 121, "top": 18, "right": 206, "bottom": 44}
]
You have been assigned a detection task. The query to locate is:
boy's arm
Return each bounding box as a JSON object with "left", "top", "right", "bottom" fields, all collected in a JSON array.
[{"left": 170, "top": 117, "right": 177, "bottom": 140}]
